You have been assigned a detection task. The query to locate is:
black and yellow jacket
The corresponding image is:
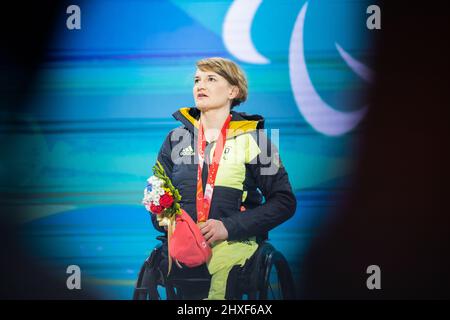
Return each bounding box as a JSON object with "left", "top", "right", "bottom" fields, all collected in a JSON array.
[{"left": 151, "top": 107, "right": 296, "bottom": 241}]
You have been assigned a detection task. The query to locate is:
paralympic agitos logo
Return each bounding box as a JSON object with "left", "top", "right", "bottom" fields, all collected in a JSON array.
[{"left": 222, "top": 0, "right": 375, "bottom": 136}]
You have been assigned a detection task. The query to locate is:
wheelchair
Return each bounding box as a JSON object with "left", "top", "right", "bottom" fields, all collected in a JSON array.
[{"left": 133, "top": 235, "right": 296, "bottom": 300}]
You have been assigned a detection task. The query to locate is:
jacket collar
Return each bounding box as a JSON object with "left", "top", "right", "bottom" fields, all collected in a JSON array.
[{"left": 172, "top": 107, "right": 264, "bottom": 139}]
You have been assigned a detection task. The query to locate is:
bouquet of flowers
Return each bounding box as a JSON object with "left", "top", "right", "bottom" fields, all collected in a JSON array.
[
  {"left": 142, "top": 161, "right": 184, "bottom": 274},
  {"left": 142, "top": 161, "right": 182, "bottom": 226},
  {"left": 142, "top": 161, "right": 211, "bottom": 274}
]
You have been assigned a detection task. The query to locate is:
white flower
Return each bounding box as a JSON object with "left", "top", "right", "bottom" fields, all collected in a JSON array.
[
  {"left": 150, "top": 190, "right": 160, "bottom": 205},
  {"left": 147, "top": 175, "right": 164, "bottom": 188},
  {"left": 155, "top": 187, "right": 164, "bottom": 196},
  {"left": 143, "top": 175, "right": 166, "bottom": 208},
  {"left": 142, "top": 192, "right": 151, "bottom": 204},
  {"left": 146, "top": 176, "right": 156, "bottom": 184},
  {"left": 142, "top": 187, "right": 152, "bottom": 203}
]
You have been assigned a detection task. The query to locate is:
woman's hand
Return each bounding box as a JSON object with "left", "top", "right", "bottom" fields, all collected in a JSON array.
[{"left": 200, "top": 219, "right": 229, "bottom": 245}]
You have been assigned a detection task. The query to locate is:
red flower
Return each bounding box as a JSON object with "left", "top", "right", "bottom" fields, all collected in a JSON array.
[
  {"left": 150, "top": 203, "right": 164, "bottom": 215},
  {"left": 160, "top": 193, "right": 174, "bottom": 208}
]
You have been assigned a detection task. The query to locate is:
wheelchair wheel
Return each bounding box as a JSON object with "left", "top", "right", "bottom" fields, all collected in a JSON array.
[
  {"left": 134, "top": 259, "right": 180, "bottom": 300},
  {"left": 226, "top": 242, "right": 296, "bottom": 300},
  {"left": 133, "top": 241, "right": 210, "bottom": 300},
  {"left": 134, "top": 238, "right": 177, "bottom": 300},
  {"left": 258, "top": 249, "right": 296, "bottom": 299},
  {"left": 244, "top": 243, "right": 296, "bottom": 300},
  {"left": 133, "top": 247, "right": 163, "bottom": 300}
]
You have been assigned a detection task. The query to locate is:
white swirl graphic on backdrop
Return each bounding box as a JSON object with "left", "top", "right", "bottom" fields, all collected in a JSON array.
[
  {"left": 335, "top": 43, "right": 374, "bottom": 83},
  {"left": 289, "top": 2, "right": 373, "bottom": 136},
  {"left": 223, "top": 0, "right": 270, "bottom": 64},
  {"left": 223, "top": 1, "right": 373, "bottom": 136}
]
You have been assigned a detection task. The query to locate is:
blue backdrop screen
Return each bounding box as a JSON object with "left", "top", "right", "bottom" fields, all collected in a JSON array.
[{"left": 4, "top": 0, "right": 377, "bottom": 299}]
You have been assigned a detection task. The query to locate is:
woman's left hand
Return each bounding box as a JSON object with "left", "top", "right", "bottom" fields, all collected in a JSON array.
[{"left": 200, "top": 219, "right": 229, "bottom": 245}]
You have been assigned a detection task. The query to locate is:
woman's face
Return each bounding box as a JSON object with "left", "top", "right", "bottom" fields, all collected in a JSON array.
[{"left": 193, "top": 69, "right": 237, "bottom": 111}]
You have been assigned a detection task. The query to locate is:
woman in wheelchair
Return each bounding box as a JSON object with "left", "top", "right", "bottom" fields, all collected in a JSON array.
[{"left": 136, "top": 57, "right": 297, "bottom": 300}]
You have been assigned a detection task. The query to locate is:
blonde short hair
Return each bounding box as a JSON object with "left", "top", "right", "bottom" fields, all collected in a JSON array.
[{"left": 196, "top": 57, "right": 248, "bottom": 108}]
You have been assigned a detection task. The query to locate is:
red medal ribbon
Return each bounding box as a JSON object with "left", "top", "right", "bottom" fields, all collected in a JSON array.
[{"left": 196, "top": 114, "right": 231, "bottom": 222}]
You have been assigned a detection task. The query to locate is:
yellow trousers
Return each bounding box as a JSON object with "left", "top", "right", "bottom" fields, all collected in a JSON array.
[{"left": 206, "top": 239, "right": 259, "bottom": 300}]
